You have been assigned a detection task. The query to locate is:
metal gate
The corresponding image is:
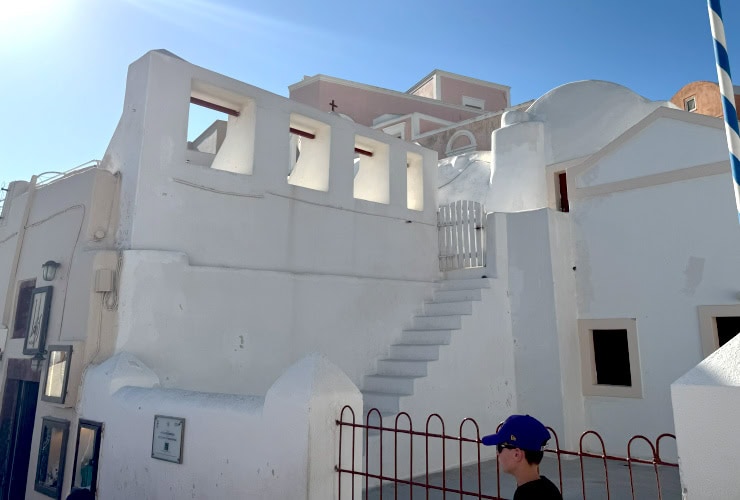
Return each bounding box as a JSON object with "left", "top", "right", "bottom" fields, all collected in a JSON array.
[
  {"left": 336, "top": 407, "right": 679, "bottom": 500},
  {"left": 437, "top": 201, "right": 486, "bottom": 272}
]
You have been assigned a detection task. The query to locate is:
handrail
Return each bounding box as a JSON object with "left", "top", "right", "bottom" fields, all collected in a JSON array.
[{"left": 35, "top": 160, "right": 101, "bottom": 187}]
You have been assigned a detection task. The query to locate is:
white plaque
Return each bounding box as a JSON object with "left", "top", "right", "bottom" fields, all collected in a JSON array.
[{"left": 151, "top": 415, "right": 185, "bottom": 463}]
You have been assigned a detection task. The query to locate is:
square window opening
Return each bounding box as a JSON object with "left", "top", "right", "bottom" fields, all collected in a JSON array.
[
  {"left": 715, "top": 316, "right": 740, "bottom": 348},
  {"left": 287, "top": 114, "right": 330, "bottom": 192},
  {"left": 698, "top": 305, "right": 740, "bottom": 357},
  {"left": 407, "top": 152, "right": 424, "bottom": 211},
  {"left": 684, "top": 96, "right": 696, "bottom": 112},
  {"left": 187, "top": 83, "right": 255, "bottom": 174},
  {"left": 592, "top": 329, "right": 631, "bottom": 386},
  {"left": 187, "top": 102, "right": 228, "bottom": 157},
  {"left": 579, "top": 318, "right": 642, "bottom": 398},
  {"left": 353, "top": 137, "right": 389, "bottom": 204}
]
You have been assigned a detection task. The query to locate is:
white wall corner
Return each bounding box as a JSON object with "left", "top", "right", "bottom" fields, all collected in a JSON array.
[
  {"left": 80, "top": 352, "right": 160, "bottom": 409},
  {"left": 263, "top": 353, "right": 362, "bottom": 500},
  {"left": 489, "top": 120, "right": 547, "bottom": 213},
  {"left": 671, "top": 334, "right": 740, "bottom": 499}
]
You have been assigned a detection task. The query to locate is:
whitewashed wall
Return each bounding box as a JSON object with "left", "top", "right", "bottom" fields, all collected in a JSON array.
[
  {"left": 95, "top": 50, "right": 443, "bottom": 403},
  {"left": 78, "top": 352, "right": 362, "bottom": 500},
  {"left": 571, "top": 114, "right": 740, "bottom": 451},
  {"left": 504, "top": 208, "right": 585, "bottom": 447},
  {"left": 116, "top": 250, "right": 435, "bottom": 395},
  {"left": 671, "top": 334, "right": 740, "bottom": 499}
]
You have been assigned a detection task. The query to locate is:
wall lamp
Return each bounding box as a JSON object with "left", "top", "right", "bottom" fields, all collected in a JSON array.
[
  {"left": 31, "top": 350, "right": 47, "bottom": 371},
  {"left": 42, "top": 260, "right": 60, "bottom": 282}
]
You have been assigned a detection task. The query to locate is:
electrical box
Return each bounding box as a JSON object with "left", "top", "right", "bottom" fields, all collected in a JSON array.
[{"left": 95, "top": 269, "right": 115, "bottom": 293}]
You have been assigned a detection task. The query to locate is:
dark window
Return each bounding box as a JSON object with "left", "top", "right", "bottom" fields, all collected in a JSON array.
[
  {"left": 12, "top": 279, "right": 36, "bottom": 339},
  {"left": 557, "top": 172, "right": 569, "bottom": 212},
  {"left": 716, "top": 316, "right": 740, "bottom": 347},
  {"left": 592, "top": 329, "right": 632, "bottom": 386},
  {"left": 684, "top": 96, "right": 696, "bottom": 112}
]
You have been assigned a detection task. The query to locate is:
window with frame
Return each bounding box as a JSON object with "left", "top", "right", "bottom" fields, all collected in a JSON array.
[
  {"left": 12, "top": 279, "right": 36, "bottom": 339},
  {"left": 684, "top": 96, "right": 696, "bottom": 112},
  {"left": 462, "top": 96, "right": 485, "bottom": 110},
  {"left": 579, "top": 318, "right": 642, "bottom": 398},
  {"left": 35, "top": 417, "right": 70, "bottom": 498},
  {"left": 698, "top": 305, "right": 740, "bottom": 357},
  {"left": 556, "top": 171, "right": 569, "bottom": 212},
  {"left": 72, "top": 420, "right": 102, "bottom": 495}
]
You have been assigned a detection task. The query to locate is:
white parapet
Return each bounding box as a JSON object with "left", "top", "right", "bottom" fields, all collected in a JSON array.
[
  {"left": 78, "top": 352, "right": 362, "bottom": 499},
  {"left": 101, "top": 49, "right": 438, "bottom": 277},
  {"left": 671, "top": 334, "right": 740, "bottom": 499}
]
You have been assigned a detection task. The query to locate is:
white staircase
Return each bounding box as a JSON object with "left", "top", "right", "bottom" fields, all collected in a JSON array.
[{"left": 362, "top": 277, "right": 490, "bottom": 417}]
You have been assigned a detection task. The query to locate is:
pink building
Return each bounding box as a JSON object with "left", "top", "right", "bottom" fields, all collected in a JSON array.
[{"left": 289, "top": 70, "right": 529, "bottom": 157}]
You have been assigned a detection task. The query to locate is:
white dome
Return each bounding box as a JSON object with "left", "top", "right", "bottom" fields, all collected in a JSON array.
[{"left": 526, "top": 80, "right": 663, "bottom": 164}]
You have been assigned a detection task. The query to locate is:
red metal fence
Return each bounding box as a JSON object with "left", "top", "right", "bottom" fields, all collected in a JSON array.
[{"left": 336, "top": 406, "right": 679, "bottom": 500}]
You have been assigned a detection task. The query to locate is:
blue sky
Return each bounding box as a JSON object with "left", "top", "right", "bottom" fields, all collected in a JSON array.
[{"left": 1, "top": 0, "right": 739, "bottom": 188}]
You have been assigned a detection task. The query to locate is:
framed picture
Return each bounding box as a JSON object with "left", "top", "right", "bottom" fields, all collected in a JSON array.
[
  {"left": 23, "top": 286, "right": 53, "bottom": 355},
  {"left": 151, "top": 415, "right": 185, "bottom": 463},
  {"left": 35, "top": 417, "right": 70, "bottom": 499},
  {"left": 41, "top": 345, "right": 72, "bottom": 404},
  {"left": 71, "top": 420, "right": 102, "bottom": 495}
]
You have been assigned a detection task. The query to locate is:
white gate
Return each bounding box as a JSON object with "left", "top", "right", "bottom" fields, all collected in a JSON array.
[{"left": 437, "top": 200, "right": 486, "bottom": 271}]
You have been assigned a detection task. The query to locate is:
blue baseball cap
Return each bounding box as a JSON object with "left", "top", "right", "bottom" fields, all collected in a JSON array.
[{"left": 481, "top": 414, "right": 550, "bottom": 451}]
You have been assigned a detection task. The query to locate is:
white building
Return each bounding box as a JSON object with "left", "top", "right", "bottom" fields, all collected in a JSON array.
[{"left": 0, "top": 50, "right": 738, "bottom": 499}]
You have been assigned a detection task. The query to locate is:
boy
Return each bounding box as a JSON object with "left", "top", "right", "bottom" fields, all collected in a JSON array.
[{"left": 481, "top": 414, "right": 562, "bottom": 499}]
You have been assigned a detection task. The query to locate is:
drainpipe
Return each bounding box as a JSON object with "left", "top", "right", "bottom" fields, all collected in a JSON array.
[{"left": 2, "top": 176, "right": 38, "bottom": 328}]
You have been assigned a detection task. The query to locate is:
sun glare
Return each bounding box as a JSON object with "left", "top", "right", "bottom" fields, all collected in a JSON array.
[
  {"left": 1, "top": 0, "right": 58, "bottom": 20},
  {"left": 0, "top": 0, "right": 70, "bottom": 41}
]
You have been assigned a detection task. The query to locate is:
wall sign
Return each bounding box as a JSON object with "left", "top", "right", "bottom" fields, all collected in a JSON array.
[{"left": 151, "top": 415, "right": 185, "bottom": 463}]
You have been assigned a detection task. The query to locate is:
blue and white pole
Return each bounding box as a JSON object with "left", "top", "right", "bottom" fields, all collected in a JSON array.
[{"left": 708, "top": 0, "right": 740, "bottom": 223}]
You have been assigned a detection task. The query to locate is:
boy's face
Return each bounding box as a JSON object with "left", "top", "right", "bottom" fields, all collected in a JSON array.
[{"left": 497, "top": 446, "right": 519, "bottom": 474}]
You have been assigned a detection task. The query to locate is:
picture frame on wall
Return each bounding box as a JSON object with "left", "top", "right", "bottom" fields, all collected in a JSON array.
[
  {"left": 23, "top": 286, "right": 53, "bottom": 355},
  {"left": 41, "top": 345, "right": 72, "bottom": 404},
  {"left": 35, "top": 417, "right": 70, "bottom": 499}
]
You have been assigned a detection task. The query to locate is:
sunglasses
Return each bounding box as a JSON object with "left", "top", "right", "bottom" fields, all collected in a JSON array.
[{"left": 496, "top": 443, "right": 518, "bottom": 453}]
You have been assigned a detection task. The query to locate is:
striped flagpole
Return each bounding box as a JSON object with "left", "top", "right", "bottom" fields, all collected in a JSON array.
[{"left": 708, "top": 0, "right": 740, "bottom": 223}]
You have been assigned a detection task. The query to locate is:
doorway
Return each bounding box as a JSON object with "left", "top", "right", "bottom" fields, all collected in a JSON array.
[{"left": 0, "top": 359, "right": 40, "bottom": 500}]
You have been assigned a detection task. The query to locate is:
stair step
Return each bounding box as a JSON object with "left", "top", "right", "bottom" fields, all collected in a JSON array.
[
  {"left": 399, "top": 329, "right": 453, "bottom": 345},
  {"left": 364, "top": 375, "right": 416, "bottom": 394},
  {"left": 433, "top": 288, "right": 482, "bottom": 303},
  {"left": 437, "top": 278, "right": 491, "bottom": 291},
  {"left": 363, "top": 391, "right": 401, "bottom": 413},
  {"left": 376, "top": 359, "right": 428, "bottom": 376},
  {"left": 411, "top": 315, "right": 461, "bottom": 330},
  {"left": 424, "top": 301, "right": 473, "bottom": 316},
  {"left": 388, "top": 344, "right": 439, "bottom": 360}
]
